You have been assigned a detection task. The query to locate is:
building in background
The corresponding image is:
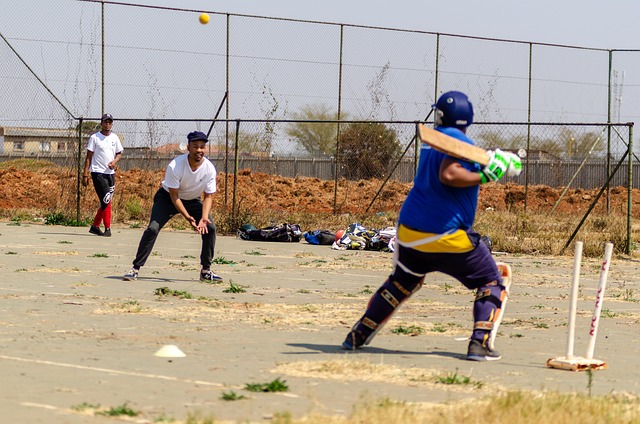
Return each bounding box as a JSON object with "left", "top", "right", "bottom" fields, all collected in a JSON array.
[{"left": 0, "top": 126, "right": 78, "bottom": 156}]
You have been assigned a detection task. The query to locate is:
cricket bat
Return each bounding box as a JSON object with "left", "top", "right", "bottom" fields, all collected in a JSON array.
[{"left": 417, "top": 124, "right": 489, "bottom": 166}]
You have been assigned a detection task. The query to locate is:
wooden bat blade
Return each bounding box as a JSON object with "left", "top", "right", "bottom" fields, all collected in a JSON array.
[{"left": 417, "top": 124, "right": 489, "bottom": 166}]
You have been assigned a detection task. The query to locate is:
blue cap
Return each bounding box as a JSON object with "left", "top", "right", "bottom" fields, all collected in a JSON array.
[
  {"left": 187, "top": 131, "right": 208, "bottom": 143},
  {"left": 101, "top": 113, "right": 113, "bottom": 122}
]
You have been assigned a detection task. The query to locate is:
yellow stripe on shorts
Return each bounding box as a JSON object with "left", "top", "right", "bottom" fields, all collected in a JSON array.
[{"left": 396, "top": 224, "right": 474, "bottom": 253}]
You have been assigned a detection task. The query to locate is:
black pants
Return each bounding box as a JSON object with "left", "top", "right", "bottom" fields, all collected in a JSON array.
[
  {"left": 91, "top": 172, "right": 115, "bottom": 210},
  {"left": 132, "top": 188, "right": 216, "bottom": 269}
]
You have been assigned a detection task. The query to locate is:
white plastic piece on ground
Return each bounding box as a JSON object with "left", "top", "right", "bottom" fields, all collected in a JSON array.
[{"left": 154, "top": 345, "right": 186, "bottom": 358}]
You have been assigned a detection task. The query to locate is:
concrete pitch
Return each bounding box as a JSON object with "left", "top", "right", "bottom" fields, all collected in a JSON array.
[{"left": 1, "top": 222, "right": 639, "bottom": 422}]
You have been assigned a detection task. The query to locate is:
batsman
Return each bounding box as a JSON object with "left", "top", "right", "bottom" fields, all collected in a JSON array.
[{"left": 342, "top": 91, "right": 521, "bottom": 361}]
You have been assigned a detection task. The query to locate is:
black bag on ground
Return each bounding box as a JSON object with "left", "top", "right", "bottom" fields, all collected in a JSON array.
[{"left": 238, "top": 223, "right": 302, "bottom": 242}]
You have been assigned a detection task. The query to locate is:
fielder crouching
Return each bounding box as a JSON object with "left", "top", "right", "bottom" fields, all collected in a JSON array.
[{"left": 342, "top": 91, "right": 521, "bottom": 361}]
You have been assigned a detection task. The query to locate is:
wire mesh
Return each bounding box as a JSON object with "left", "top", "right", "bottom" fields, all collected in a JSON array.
[{"left": 0, "top": 0, "right": 636, "bottom": 220}]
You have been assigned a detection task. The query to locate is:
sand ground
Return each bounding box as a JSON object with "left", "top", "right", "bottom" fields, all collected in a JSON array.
[{"left": 1, "top": 222, "right": 640, "bottom": 423}]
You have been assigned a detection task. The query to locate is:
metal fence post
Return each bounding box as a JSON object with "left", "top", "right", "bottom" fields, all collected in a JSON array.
[
  {"left": 76, "top": 117, "right": 83, "bottom": 223},
  {"left": 607, "top": 50, "right": 613, "bottom": 213},
  {"left": 101, "top": 1, "right": 105, "bottom": 115},
  {"left": 225, "top": 14, "right": 230, "bottom": 210},
  {"left": 434, "top": 33, "right": 440, "bottom": 101},
  {"left": 627, "top": 123, "right": 634, "bottom": 254},
  {"left": 525, "top": 42, "right": 533, "bottom": 213},
  {"left": 232, "top": 120, "right": 240, "bottom": 222},
  {"left": 333, "top": 24, "right": 344, "bottom": 214}
]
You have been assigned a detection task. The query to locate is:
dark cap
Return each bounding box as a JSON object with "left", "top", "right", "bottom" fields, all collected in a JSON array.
[
  {"left": 187, "top": 131, "right": 208, "bottom": 143},
  {"left": 101, "top": 113, "right": 114, "bottom": 122}
]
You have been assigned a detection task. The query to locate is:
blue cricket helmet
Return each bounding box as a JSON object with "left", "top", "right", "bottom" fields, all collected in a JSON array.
[{"left": 433, "top": 91, "right": 474, "bottom": 128}]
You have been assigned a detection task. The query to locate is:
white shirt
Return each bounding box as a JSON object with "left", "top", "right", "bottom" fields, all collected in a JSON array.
[
  {"left": 161, "top": 153, "right": 217, "bottom": 200},
  {"left": 87, "top": 132, "right": 124, "bottom": 174}
]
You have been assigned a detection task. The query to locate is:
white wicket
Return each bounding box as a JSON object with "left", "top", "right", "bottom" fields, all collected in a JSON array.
[
  {"left": 547, "top": 241, "right": 613, "bottom": 371},
  {"left": 565, "top": 241, "right": 583, "bottom": 359},
  {"left": 585, "top": 242, "right": 614, "bottom": 359}
]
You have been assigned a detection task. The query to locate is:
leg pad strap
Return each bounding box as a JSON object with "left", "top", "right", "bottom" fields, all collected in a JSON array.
[
  {"left": 473, "top": 321, "right": 494, "bottom": 331},
  {"left": 472, "top": 281, "right": 506, "bottom": 342},
  {"left": 353, "top": 276, "right": 422, "bottom": 344}
]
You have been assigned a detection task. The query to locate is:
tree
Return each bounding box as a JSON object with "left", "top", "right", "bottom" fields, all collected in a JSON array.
[
  {"left": 559, "top": 128, "right": 606, "bottom": 158},
  {"left": 478, "top": 128, "right": 605, "bottom": 159},
  {"left": 285, "top": 104, "right": 341, "bottom": 157},
  {"left": 74, "top": 120, "right": 100, "bottom": 135},
  {"left": 477, "top": 130, "right": 527, "bottom": 151},
  {"left": 337, "top": 122, "right": 401, "bottom": 180},
  {"left": 226, "top": 129, "right": 272, "bottom": 156}
]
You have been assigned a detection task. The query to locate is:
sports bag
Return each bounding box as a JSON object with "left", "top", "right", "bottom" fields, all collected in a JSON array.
[
  {"left": 238, "top": 223, "right": 302, "bottom": 242},
  {"left": 303, "top": 230, "right": 336, "bottom": 245}
]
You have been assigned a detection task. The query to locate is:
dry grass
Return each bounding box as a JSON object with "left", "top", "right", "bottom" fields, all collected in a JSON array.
[
  {"left": 0, "top": 158, "right": 58, "bottom": 171},
  {"left": 267, "top": 359, "right": 640, "bottom": 423},
  {"left": 209, "top": 200, "right": 636, "bottom": 258},
  {"left": 272, "top": 358, "right": 482, "bottom": 391},
  {"left": 281, "top": 391, "right": 640, "bottom": 424},
  {"left": 0, "top": 158, "right": 636, "bottom": 257},
  {"left": 180, "top": 391, "right": 640, "bottom": 424},
  {"left": 210, "top": 207, "right": 635, "bottom": 258},
  {"left": 33, "top": 250, "right": 79, "bottom": 256},
  {"left": 474, "top": 210, "right": 635, "bottom": 257}
]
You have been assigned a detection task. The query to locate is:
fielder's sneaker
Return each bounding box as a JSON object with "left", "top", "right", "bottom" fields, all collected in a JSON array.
[
  {"left": 342, "top": 330, "right": 366, "bottom": 350},
  {"left": 89, "top": 225, "right": 103, "bottom": 236},
  {"left": 200, "top": 269, "right": 223, "bottom": 283},
  {"left": 466, "top": 339, "right": 501, "bottom": 361},
  {"left": 123, "top": 268, "right": 138, "bottom": 281},
  {"left": 103, "top": 228, "right": 112, "bottom": 237}
]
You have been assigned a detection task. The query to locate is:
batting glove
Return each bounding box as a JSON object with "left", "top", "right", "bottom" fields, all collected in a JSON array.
[
  {"left": 479, "top": 149, "right": 510, "bottom": 184},
  {"left": 505, "top": 151, "right": 523, "bottom": 177}
]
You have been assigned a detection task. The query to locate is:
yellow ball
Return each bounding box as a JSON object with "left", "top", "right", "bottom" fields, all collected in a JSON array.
[{"left": 199, "top": 13, "right": 210, "bottom": 25}]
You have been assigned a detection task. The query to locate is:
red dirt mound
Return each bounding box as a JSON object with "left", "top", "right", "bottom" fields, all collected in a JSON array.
[{"left": 0, "top": 165, "right": 637, "bottom": 218}]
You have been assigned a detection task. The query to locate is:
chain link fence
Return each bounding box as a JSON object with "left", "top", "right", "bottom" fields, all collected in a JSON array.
[
  {"left": 0, "top": 0, "right": 637, "bottom": 246},
  {"left": 1, "top": 1, "right": 639, "bottom": 125},
  {"left": 44, "top": 118, "right": 630, "bottom": 211}
]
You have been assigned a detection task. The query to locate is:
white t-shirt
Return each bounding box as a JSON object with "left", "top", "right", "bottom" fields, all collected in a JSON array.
[
  {"left": 161, "top": 153, "right": 217, "bottom": 200},
  {"left": 87, "top": 132, "right": 124, "bottom": 174}
]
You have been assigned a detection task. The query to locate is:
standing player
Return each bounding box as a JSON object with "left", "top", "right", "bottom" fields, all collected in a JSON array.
[
  {"left": 342, "top": 91, "right": 521, "bottom": 361},
  {"left": 123, "top": 131, "right": 223, "bottom": 283},
  {"left": 82, "top": 113, "right": 123, "bottom": 237}
]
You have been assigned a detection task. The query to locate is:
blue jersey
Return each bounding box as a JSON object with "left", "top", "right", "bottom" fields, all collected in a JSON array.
[{"left": 398, "top": 127, "right": 481, "bottom": 233}]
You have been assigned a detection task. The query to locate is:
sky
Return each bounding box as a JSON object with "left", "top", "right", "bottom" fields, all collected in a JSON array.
[
  {"left": 127, "top": 0, "right": 640, "bottom": 50},
  {"left": 1, "top": 0, "right": 638, "bottom": 154}
]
